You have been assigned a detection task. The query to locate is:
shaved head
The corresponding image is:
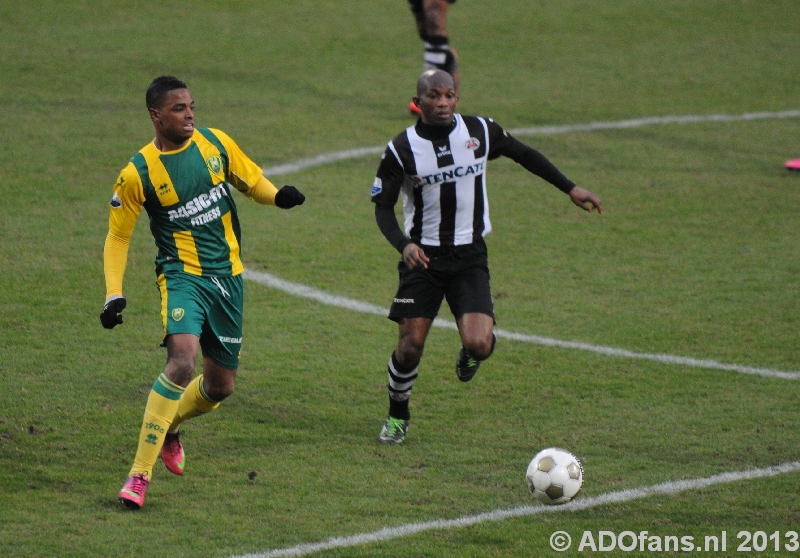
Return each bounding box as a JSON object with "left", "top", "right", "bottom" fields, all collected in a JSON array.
[
  {"left": 412, "top": 68, "right": 459, "bottom": 126},
  {"left": 416, "top": 69, "right": 455, "bottom": 96}
]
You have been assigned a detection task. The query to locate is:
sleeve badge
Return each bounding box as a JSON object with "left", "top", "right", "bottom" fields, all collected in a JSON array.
[
  {"left": 371, "top": 177, "right": 383, "bottom": 196},
  {"left": 110, "top": 192, "right": 122, "bottom": 209}
]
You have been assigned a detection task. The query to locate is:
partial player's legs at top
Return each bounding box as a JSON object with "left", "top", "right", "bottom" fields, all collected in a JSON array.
[{"left": 407, "top": 0, "right": 459, "bottom": 115}]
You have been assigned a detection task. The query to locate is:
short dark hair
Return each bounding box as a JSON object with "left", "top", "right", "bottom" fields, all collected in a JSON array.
[{"left": 145, "top": 75, "right": 188, "bottom": 110}]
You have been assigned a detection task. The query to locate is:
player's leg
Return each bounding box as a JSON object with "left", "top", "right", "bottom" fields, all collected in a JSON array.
[
  {"left": 161, "top": 353, "right": 236, "bottom": 476},
  {"left": 444, "top": 252, "right": 496, "bottom": 382},
  {"left": 456, "top": 312, "right": 496, "bottom": 359},
  {"left": 379, "top": 317, "right": 433, "bottom": 444},
  {"left": 421, "top": 0, "right": 451, "bottom": 37},
  {"left": 454, "top": 312, "right": 496, "bottom": 382},
  {"left": 379, "top": 259, "right": 444, "bottom": 443},
  {"left": 193, "top": 274, "right": 243, "bottom": 402},
  {"left": 161, "top": 369, "right": 222, "bottom": 476},
  {"left": 167, "top": 373, "right": 222, "bottom": 434},
  {"left": 167, "top": 270, "right": 240, "bottom": 430},
  {"left": 408, "top": 0, "right": 427, "bottom": 40},
  {"left": 407, "top": 0, "right": 458, "bottom": 114},
  {"left": 198, "top": 355, "right": 237, "bottom": 401},
  {"left": 163, "top": 274, "right": 243, "bottom": 470},
  {"left": 420, "top": 0, "right": 459, "bottom": 88},
  {"left": 119, "top": 333, "right": 198, "bottom": 509},
  {"left": 391, "top": 317, "right": 432, "bottom": 415}
]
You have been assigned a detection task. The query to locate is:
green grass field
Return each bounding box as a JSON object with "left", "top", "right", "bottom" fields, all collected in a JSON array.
[{"left": 1, "top": 1, "right": 799, "bottom": 556}]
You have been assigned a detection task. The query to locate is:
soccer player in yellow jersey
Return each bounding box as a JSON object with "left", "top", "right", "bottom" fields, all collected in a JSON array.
[{"left": 101, "top": 75, "right": 305, "bottom": 510}]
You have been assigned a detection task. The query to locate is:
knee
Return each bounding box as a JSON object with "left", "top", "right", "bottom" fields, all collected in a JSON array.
[
  {"left": 463, "top": 333, "right": 495, "bottom": 362},
  {"left": 201, "top": 359, "right": 238, "bottom": 401},
  {"left": 164, "top": 355, "right": 195, "bottom": 386},
  {"left": 396, "top": 337, "right": 425, "bottom": 369},
  {"left": 202, "top": 377, "right": 235, "bottom": 402}
]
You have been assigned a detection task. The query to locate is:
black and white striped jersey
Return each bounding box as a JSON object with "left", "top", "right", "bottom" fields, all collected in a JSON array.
[{"left": 371, "top": 114, "right": 577, "bottom": 253}]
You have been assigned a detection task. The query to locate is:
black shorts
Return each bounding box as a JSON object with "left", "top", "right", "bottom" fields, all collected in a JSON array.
[
  {"left": 388, "top": 239, "right": 494, "bottom": 323},
  {"left": 408, "top": 0, "right": 457, "bottom": 14}
]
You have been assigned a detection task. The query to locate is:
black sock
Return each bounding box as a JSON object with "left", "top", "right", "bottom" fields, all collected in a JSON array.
[
  {"left": 389, "top": 395, "right": 410, "bottom": 421},
  {"left": 422, "top": 33, "right": 449, "bottom": 47},
  {"left": 387, "top": 352, "right": 414, "bottom": 420}
]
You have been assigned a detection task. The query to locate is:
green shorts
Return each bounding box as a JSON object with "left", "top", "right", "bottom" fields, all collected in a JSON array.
[{"left": 157, "top": 271, "right": 244, "bottom": 370}]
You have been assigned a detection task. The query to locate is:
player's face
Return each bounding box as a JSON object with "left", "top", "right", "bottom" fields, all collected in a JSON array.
[
  {"left": 414, "top": 84, "right": 458, "bottom": 127},
  {"left": 150, "top": 88, "right": 195, "bottom": 150}
]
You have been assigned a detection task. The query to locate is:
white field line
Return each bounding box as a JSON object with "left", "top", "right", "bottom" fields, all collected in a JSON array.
[
  {"left": 242, "top": 269, "right": 800, "bottom": 380},
  {"left": 262, "top": 110, "right": 800, "bottom": 176},
  {"left": 231, "top": 461, "right": 800, "bottom": 558},
  {"left": 235, "top": 111, "right": 800, "bottom": 558}
]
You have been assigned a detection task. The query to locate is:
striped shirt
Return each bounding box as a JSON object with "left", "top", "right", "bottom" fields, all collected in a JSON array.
[
  {"left": 108, "top": 128, "right": 264, "bottom": 277},
  {"left": 371, "top": 114, "right": 576, "bottom": 252}
]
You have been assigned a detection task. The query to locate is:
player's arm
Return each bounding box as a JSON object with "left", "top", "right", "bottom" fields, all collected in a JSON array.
[
  {"left": 374, "top": 203, "right": 409, "bottom": 254},
  {"left": 213, "top": 128, "right": 305, "bottom": 208},
  {"left": 487, "top": 120, "right": 602, "bottom": 213},
  {"left": 101, "top": 163, "right": 144, "bottom": 329},
  {"left": 371, "top": 145, "right": 410, "bottom": 253},
  {"left": 372, "top": 145, "right": 430, "bottom": 270}
]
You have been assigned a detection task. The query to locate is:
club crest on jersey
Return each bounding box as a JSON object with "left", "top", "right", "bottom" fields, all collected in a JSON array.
[
  {"left": 206, "top": 155, "right": 223, "bottom": 176},
  {"left": 171, "top": 308, "right": 185, "bottom": 322},
  {"left": 371, "top": 177, "right": 382, "bottom": 196},
  {"left": 465, "top": 137, "right": 481, "bottom": 150},
  {"left": 109, "top": 192, "right": 122, "bottom": 209}
]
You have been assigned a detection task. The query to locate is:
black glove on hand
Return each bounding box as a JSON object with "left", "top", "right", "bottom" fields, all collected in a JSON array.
[
  {"left": 100, "top": 296, "right": 127, "bottom": 329},
  {"left": 274, "top": 185, "right": 306, "bottom": 209}
]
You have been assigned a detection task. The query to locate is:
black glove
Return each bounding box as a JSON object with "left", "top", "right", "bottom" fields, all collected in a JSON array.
[
  {"left": 274, "top": 185, "right": 305, "bottom": 209},
  {"left": 100, "top": 296, "right": 127, "bottom": 329}
]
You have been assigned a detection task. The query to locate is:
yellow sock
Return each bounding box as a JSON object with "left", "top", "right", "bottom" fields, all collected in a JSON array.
[
  {"left": 167, "top": 374, "right": 221, "bottom": 433},
  {"left": 128, "top": 373, "right": 184, "bottom": 479}
]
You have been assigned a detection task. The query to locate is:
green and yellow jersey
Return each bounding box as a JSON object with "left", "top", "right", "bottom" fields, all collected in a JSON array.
[{"left": 104, "top": 127, "right": 279, "bottom": 298}]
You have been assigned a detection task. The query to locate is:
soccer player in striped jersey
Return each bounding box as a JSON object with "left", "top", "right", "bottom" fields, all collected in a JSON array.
[
  {"left": 101, "top": 76, "right": 305, "bottom": 509},
  {"left": 371, "top": 69, "right": 602, "bottom": 444}
]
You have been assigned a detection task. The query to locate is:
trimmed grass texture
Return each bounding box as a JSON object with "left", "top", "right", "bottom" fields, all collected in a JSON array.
[{"left": 1, "top": 1, "right": 799, "bottom": 556}]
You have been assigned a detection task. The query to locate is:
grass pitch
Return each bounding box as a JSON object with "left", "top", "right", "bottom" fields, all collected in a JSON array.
[{"left": 1, "top": 1, "right": 799, "bottom": 556}]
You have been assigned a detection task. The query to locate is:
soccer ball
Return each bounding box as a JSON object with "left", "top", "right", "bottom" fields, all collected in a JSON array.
[{"left": 526, "top": 447, "right": 584, "bottom": 505}]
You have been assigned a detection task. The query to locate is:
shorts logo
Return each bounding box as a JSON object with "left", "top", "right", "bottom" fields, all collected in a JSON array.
[
  {"left": 110, "top": 192, "right": 122, "bottom": 209},
  {"left": 206, "top": 155, "right": 223, "bottom": 176},
  {"left": 465, "top": 137, "right": 480, "bottom": 150},
  {"left": 393, "top": 298, "right": 415, "bottom": 304},
  {"left": 371, "top": 177, "right": 382, "bottom": 196},
  {"left": 171, "top": 308, "right": 185, "bottom": 322}
]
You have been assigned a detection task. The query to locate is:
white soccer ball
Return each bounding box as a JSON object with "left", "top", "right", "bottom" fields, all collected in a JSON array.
[{"left": 526, "top": 447, "right": 584, "bottom": 505}]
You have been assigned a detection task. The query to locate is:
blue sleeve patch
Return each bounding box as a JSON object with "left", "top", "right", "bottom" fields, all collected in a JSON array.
[{"left": 371, "top": 177, "right": 382, "bottom": 196}]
